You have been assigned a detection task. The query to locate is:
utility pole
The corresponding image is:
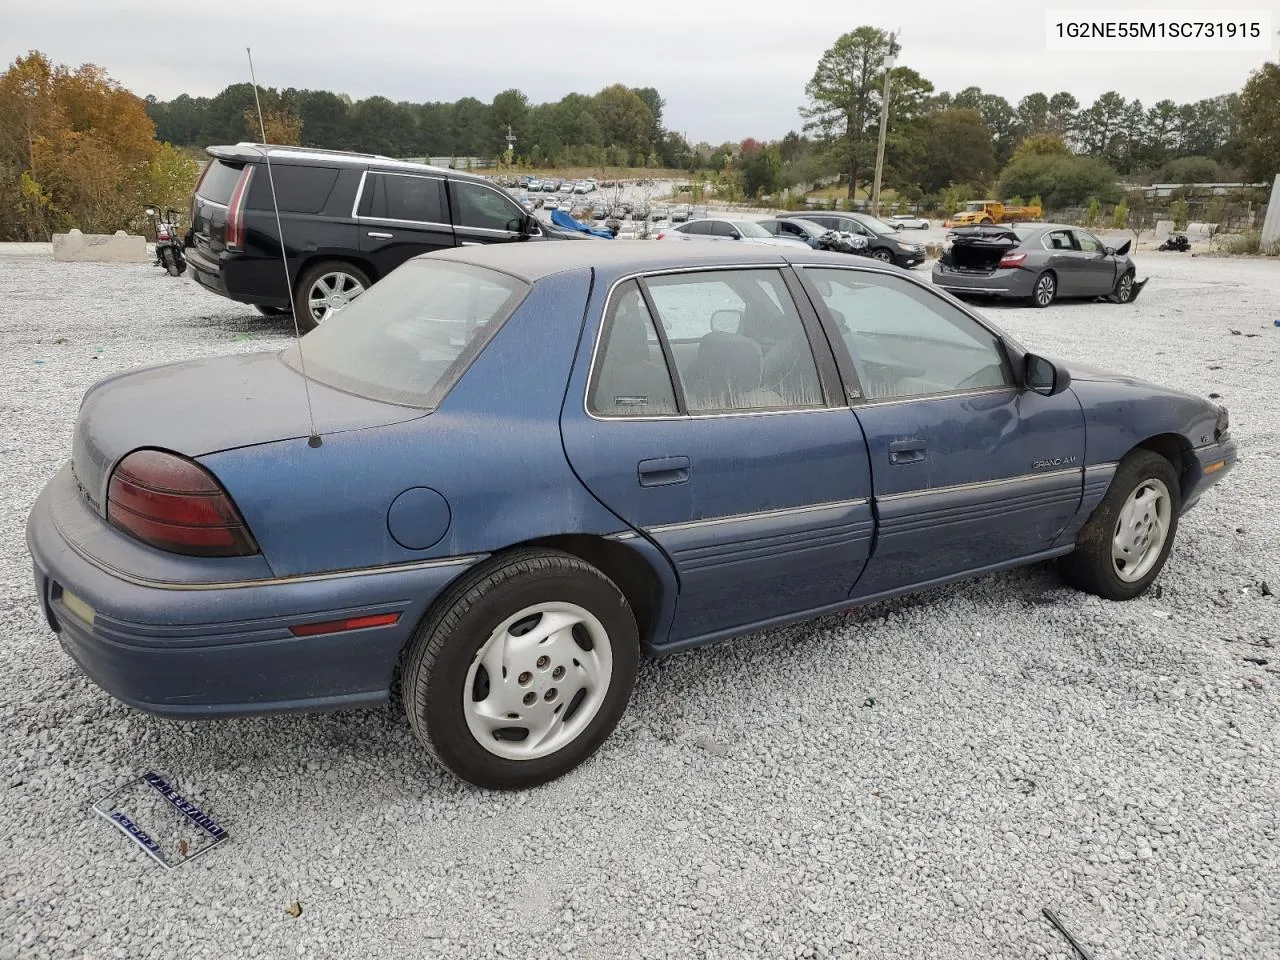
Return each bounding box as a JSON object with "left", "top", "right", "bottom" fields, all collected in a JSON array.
[
  {"left": 870, "top": 31, "right": 899, "bottom": 218},
  {"left": 504, "top": 124, "right": 517, "bottom": 166}
]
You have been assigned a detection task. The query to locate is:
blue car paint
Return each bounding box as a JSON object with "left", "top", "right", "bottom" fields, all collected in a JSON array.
[{"left": 26, "top": 244, "right": 1237, "bottom": 719}]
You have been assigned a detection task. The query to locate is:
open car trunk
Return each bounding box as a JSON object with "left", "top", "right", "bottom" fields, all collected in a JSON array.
[{"left": 942, "top": 227, "right": 1021, "bottom": 274}]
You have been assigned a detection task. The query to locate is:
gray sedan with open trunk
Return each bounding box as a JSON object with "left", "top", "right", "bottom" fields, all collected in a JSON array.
[{"left": 933, "top": 223, "right": 1145, "bottom": 308}]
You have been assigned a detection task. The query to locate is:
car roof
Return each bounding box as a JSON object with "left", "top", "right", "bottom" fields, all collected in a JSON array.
[
  {"left": 206, "top": 143, "right": 487, "bottom": 184},
  {"left": 423, "top": 239, "right": 904, "bottom": 283}
]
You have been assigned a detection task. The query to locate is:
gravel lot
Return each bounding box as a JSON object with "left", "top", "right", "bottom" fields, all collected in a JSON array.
[{"left": 1, "top": 246, "right": 1277, "bottom": 960}]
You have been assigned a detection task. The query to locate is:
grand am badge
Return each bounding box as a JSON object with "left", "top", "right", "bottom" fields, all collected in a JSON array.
[{"left": 1032, "top": 457, "right": 1078, "bottom": 470}]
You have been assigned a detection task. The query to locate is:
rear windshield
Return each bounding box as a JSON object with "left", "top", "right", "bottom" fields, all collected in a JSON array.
[
  {"left": 282, "top": 259, "right": 530, "bottom": 408},
  {"left": 196, "top": 160, "right": 245, "bottom": 205}
]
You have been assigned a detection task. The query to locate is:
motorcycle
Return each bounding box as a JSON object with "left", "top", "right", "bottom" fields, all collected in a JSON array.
[
  {"left": 1157, "top": 232, "right": 1190, "bottom": 252},
  {"left": 146, "top": 205, "right": 187, "bottom": 277}
]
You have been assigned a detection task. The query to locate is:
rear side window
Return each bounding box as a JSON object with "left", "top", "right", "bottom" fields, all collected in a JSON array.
[
  {"left": 195, "top": 160, "right": 245, "bottom": 205},
  {"left": 588, "top": 281, "right": 678, "bottom": 417},
  {"left": 361, "top": 173, "right": 446, "bottom": 223},
  {"left": 245, "top": 164, "right": 339, "bottom": 214},
  {"left": 286, "top": 259, "right": 529, "bottom": 408}
]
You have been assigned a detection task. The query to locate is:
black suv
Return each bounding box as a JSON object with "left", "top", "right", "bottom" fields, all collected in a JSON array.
[
  {"left": 780, "top": 212, "right": 926, "bottom": 268},
  {"left": 185, "top": 144, "right": 587, "bottom": 329}
]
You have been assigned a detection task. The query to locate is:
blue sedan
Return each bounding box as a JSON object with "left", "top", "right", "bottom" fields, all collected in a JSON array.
[{"left": 27, "top": 243, "right": 1235, "bottom": 789}]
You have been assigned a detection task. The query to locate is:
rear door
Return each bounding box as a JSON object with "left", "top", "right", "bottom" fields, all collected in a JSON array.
[
  {"left": 448, "top": 179, "right": 535, "bottom": 245},
  {"left": 560, "top": 266, "right": 874, "bottom": 645},
  {"left": 797, "top": 266, "right": 1085, "bottom": 600},
  {"left": 1039, "top": 228, "right": 1083, "bottom": 293},
  {"left": 355, "top": 170, "right": 454, "bottom": 276}
]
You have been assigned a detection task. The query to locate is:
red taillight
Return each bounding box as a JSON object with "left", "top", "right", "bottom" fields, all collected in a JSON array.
[
  {"left": 289, "top": 613, "right": 402, "bottom": 638},
  {"left": 225, "top": 165, "right": 253, "bottom": 250},
  {"left": 107, "top": 449, "right": 258, "bottom": 557},
  {"left": 998, "top": 251, "right": 1027, "bottom": 268}
]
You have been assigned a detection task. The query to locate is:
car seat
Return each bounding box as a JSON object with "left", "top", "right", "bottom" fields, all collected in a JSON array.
[
  {"left": 591, "top": 294, "right": 676, "bottom": 415},
  {"left": 686, "top": 331, "right": 783, "bottom": 411}
]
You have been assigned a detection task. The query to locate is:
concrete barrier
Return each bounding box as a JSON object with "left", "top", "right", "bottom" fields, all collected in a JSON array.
[
  {"left": 1185, "top": 222, "right": 1217, "bottom": 240},
  {"left": 1262, "top": 174, "right": 1280, "bottom": 254},
  {"left": 1154, "top": 220, "right": 1175, "bottom": 243},
  {"left": 52, "top": 229, "right": 147, "bottom": 263}
]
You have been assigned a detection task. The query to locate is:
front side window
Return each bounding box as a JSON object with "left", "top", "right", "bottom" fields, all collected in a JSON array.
[
  {"left": 587, "top": 281, "right": 678, "bottom": 417},
  {"left": 285, "top": 259, "right": 528, "bottom": 407},
  {"left": 804, "top": 268, "right": 1013, "bottom": 401},
  {"left": 1074, "top": 230, "right": 1104, "bottom": 254},
  {"left": 452, "top": 181, "right": 526, "bottom": 232},
  {"left": 642, "top": 270, "right": 824, "bottom": 413}
]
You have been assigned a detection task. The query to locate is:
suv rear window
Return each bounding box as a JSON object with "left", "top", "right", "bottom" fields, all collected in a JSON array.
[
  {"left": 284, "top": 259, "right": 529, "bottom": 408},
  {"left": 246, "top": 164, "right": 340, "bottom": 214},
  {"left": 196, "top": 160, "right": 245, "bottom": 205}
]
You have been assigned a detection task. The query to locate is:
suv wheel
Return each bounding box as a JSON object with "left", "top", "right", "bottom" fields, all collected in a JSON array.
[{"left": 295, "top": 261, "right": 370, "bottom": 332}]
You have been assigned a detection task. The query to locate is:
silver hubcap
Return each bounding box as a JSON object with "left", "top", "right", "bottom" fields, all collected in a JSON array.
[
  {"left": 1118, "top": 274, "right": 1133, "bottom": 301},
  {"left": 873, "top": 250, "right": 892, "bottom": 262},
  {"left": 1036, "top": 276, "right": 1054, "bottom": 305},
  {"left": 307, "top": 272, "right": 364, "bottom": 324},
  {"left": 1111, "top": 478, "right": 1172, "bottom": 582},
  {"left": 463, "top": 602, "right": 613, "bottom": 761}
]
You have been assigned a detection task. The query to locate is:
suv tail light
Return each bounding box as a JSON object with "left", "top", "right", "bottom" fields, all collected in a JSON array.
[
  {"left": 225, "top": 165, "right": 254, "bottom": 250},
  {"left": 107, "top": 449, "right": 259, "bottom": 557},
  {"left": 998, "top": 251, "right": 1027, "bottom": 268}
]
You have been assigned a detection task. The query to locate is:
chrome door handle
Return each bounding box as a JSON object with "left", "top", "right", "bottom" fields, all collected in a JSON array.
[
  {"left": 461, "top": 241, "right": 482, "bottom": 247},
  {"left": 888, "top": 439, "right": 927, "bottom": 464},
  {"left": 367, "top": 231, "right": 393, "bottom": 239},
  {"left": 637, "top": 456, "right": 690, "bottom": 487}
]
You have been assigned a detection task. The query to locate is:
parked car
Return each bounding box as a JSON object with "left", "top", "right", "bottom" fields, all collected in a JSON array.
[
  {"left": 573, "top": 181, "right": 592, "bottom": 194},
  {"left": 933, "top": 224, "right": 1145, "bottom": 307},
  {"left": 756, "top": 217, "right": 868, "bottom": 254},
  {"left": 670, "top": 204, "right": 692, "bottom": 223},
  {"left": 657, "top": 218, "right": 809, "bottom": 247},
  {"left": 28, "top": 243, "right": 1235, "bottom": 789},
  {"left": 783, "top": 213, "right": 926, "bottom": 268},
  {"left": 183, "top": 144, "right": 588, "bottom": 331},
  {"left": 888, "top": 214, "right": 930, "bottom": 230}
]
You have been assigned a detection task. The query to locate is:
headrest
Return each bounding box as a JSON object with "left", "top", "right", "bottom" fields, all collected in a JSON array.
[{"left": 696, "top": 332, "right": 762, "bottom": 395}]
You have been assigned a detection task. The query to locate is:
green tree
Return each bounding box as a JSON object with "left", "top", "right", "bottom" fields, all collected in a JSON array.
[
  {"left": 1015, "top": 93, "right": 1050, "bottom": 138},
  {"left": 1239, "top": 63, "right": 1280, "bottom": 181},
  {"left": 1046, "top": 91, "right": 1078, "bottom": 139},
  {"left": 489, "top": 88, "right": 529, "bottom": 156},
  {"left": 1158, "top": 156, "right": 1220, "bottom": 183},
  {"left": 741, "top": 146, "right": 783, "bottom": 198},
  {"left": 1169, "top": 198, "right": 1190, "bottom": 229},
  {"left": 915, "top": 109, "right": 995, "bottom": 193},
  {"left": 1009, "top": 134, "right": 1070, "bottom": 163},
  {"left": 1111, "top": 199, "right": 1129, "bottom": 228},
  {"left": 801, "top": 26, "right": 895, "bottom": 200},
  {"left": 998, "top": 153, "right": 1120, "bottom": 209},
  {"left": 593, "top": 84, "right": 654, "bottom": 155}
]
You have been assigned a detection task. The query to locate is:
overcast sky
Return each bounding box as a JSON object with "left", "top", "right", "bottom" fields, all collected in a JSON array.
[{"left": 3, "top": 0, "right": 1276, "bottom": 143}]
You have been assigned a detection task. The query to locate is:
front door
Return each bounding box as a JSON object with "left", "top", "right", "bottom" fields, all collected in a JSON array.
[
  {"left": 448, "top": 179, "right": 534, "bottom": 246},
  {"left": 355, "top": 170, "right": 454, "bottom": 275},
  {"left": 560, "top": 266, "right": 875, "bottom": 644},
  {"left": 797, "top": 266, "right": 1086, "bottom": 600}
]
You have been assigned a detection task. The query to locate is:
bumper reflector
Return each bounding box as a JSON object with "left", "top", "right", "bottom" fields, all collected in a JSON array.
[
  {"left": 1203, "top": 460, "right": 1226, "bottom": 475},
  {"left": 289, "top": 612, "right": 401, "bottom": 638},
  {"left": 61, "top": 589, "right": 96, "bottom": 627}
]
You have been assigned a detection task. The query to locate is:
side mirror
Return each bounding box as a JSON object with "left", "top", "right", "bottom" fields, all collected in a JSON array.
[
  {"left": 1105, "top": 246, "right": 1115, "bottom": 256},
  {"left": 727, "top": 231, "right": 741, "bottom": 240},
  {"left": 1025, "top": 354, "right": 1072, "bottom": 397},
  {"left": 522, "top": 215, "right": 541, "bottom": 235}
]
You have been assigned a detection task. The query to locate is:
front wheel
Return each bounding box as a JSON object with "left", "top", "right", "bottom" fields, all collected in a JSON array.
[
  {"left": 402, "top": 549, "right": 640, "bottom": 790},
  {"left": 1058, "top": 450, "right": 1181, "bottom": 600},
  {"left": 871, "top": 248, "right": 894, "bottom": 263},
  {"left": 980, "top": 217, "right": 995, "bottom": 225},
  {"left": 1111, "top": 269, "right": 1136, "bottom": 303}
]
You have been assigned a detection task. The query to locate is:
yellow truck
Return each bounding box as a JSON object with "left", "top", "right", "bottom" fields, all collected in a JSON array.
[{"left": 945, "top": 200, "right": 1043, "bottom": 227}]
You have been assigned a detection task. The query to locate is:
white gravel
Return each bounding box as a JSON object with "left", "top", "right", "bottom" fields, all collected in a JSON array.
[{"left": 1, "top": 246, "right": 1278, "bottom": 960}]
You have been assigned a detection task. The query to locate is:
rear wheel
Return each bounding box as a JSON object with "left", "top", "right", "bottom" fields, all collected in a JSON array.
[
  {"left": 294, "top": 261, "right": 370, "bottom": 332},
  {"left": 159, "top": 247, "right": 181, "bottom": 277},
  {"left": 1058, "top": 450, "right": 1181, "bottom": 600},
  {"left": 1030, "top": 271, "right": 1056, "bottom": 308},
  {"left": 401, "top": 548, "right": 640, "bottom": 790}
]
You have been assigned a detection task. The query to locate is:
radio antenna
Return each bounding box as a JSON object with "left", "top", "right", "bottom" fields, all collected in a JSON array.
[{"left": 246, "top": 46, "right": 322, "bottom": 448}]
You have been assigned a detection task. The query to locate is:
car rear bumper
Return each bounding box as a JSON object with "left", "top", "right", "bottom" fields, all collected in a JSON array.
[
  {"left": 186, "top": 246, "right": 292, "bottom": 309},
  {"left": 932, "top": 265, "right": 1033, "bottom": 297},
  {"left": 26, "top": 466, "right": 482, "bottom": 718}
]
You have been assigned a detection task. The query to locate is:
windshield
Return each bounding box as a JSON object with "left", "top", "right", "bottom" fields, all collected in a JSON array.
[
  {"left": 733, "top": 220, "right": 771, "bottom": 238},
  {"left": 852, "top": 214, "right": 897, "bottom": 236},
  {"left": 282, "top": 259, "right": 529, "bottom": 407}
]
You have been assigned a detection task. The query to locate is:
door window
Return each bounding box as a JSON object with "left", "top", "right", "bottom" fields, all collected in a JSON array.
[
  {"left": 1043, "top": 229, "right": 1075, "bottom": 251},
  {"left": 452, "top": 181, "right": 526, "bottom": 232},
  {"left": 1074, "top": 230, "right": 1104, "bottom": 254},
  {"left": 708, "top": 221, "right": 737, "bottom": 238},
  {"left": 680, "top": 221, "right": 711, "bottom": 235},
  {"left": 587, "top": 282, "right": 678, "bottom": 418},
  {"left": 641, "top": 270, "right": 824, "bottom": 413},
  {"left": 362, "top": 173, "right": 445, "bottom": 223},
  {"left": 804, "top": 269, "right": 1013, "bottom": 401}
]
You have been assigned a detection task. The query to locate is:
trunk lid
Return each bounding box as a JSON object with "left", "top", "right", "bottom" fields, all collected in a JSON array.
[
  {"left": 71, "top": 352, "right": 424, "bottom": 514},
  {"left": 942, "top": 226, "right": 1021, "bottom": 274}
]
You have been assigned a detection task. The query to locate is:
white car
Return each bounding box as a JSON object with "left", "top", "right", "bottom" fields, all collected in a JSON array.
[
  {"left": 656, "top": 218, "right": 810, "bottom": 247},
  {"left": 889, "top": 214, "right": 930, "bottom": 230}
]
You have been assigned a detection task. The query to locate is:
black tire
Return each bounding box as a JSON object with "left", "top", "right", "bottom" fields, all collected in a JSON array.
[
  {"left": 980, "top": 217, "right": 995, "bottom": 224},
  {"left": 1111, "top": 268, "right": 1136, "bottom": 304},
  {"left": 1030, "top": 271, "right": 1056, "bottom": 308},
  {"left": 401, "top": 548, "right": 640, "bottom": 790},
  {"left": 160, "top": 248, "right": 181, "bottom": 277},
  {"left": 254, "top": 304, "right": 292, "bottom": 318},
  {"left": 1058, "top": 450, "right": 1181, "bottom": 601},
  {"left": 293, "top": 260, "right": 371, "bottom": 333},
  {"left": 871, "top": 248, "right": 894, "bottom": 263}
]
